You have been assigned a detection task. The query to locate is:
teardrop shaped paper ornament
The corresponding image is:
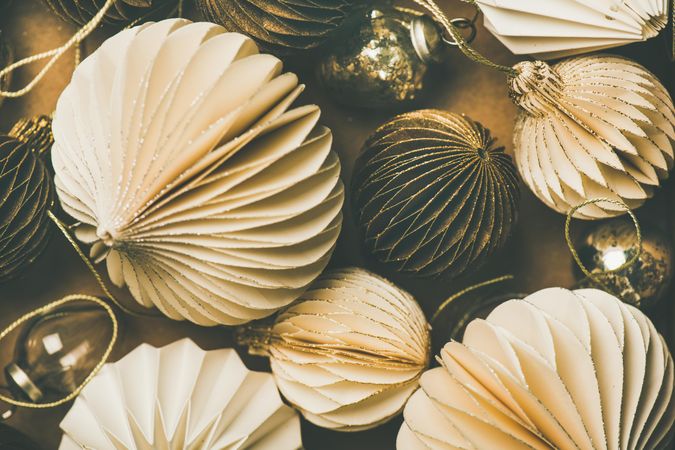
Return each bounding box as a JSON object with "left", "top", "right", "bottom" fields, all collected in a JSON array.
[
  {"left": 477, "top": 0, "right": 669, "bottom": 59},
  {"left": 351, "top": 110, "right": 520, "bottom": 278},
  {"left": 196, "top": 0, "right": 354, "bottom": 54},
  {"left": 59, "top": 339, "right": 302, "bottom": 449},
  {"left": 238, "top": 267, "right": 431, "bottom": 431},
  {"left": 51, "top": 19, "right": 344, "bottom": 326},
  {"left": 398, "top": 287, "right": 675, "bottom": 450},
  {"left": 41, "top": 0, "right": 179, "bottom": 26},
  {"left": 0, "top": 116, "right": 54, "bottom": 282},
  {"left": 511, "top": 55, "right": 674, "bottom": 219}
]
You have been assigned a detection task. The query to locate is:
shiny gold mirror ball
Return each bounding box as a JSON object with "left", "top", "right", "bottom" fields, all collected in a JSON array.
[{"left": 351, "top": 109, "right": 520, "bottom": 278}]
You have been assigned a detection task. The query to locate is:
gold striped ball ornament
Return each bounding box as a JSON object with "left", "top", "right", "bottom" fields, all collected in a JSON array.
[
  {"left": 0, "top": 116, "right": 54, "bottom": 282},
  {"left": 238, "top": 267, "right": 430, "bottom": 431},
  {"left": 351, "top": 109, "right": 520, "bottom": 278},
  {"left": 511, "top": 55, "right": 675, "bottom": 219},
  {"left": 41, "top": 0, "right": 178, "bottom": 26},
  {"left": 196, "top": 0, "right": 353, "bottom": 54}
]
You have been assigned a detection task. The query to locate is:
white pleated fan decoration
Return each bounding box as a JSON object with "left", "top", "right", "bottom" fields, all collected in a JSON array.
[
  {"left": 477, "top": 0, "right": 670, "bottom": 59},
  {"left": 240, "top": 267, "right": 430, "bottom": 431},
  {"left": 51, "top": 19, "right": 344, "bottom": 325},
  {"left": 59, "top": 339, "right": 302, "bottom": 450},
  {"left": 511, "top": 55, "right": 674, "bottom": 219},
  {"left": 398, "top": 288, "right": 675, "bottom": 450}
]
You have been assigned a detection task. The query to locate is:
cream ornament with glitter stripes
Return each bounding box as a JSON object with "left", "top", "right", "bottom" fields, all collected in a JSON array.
[
  {"left": 59, "top": 339, "right": 302, "bottom": 450},
  {"left": 511, "top": 55, "right": 675, "bottom": 219},
  {"left": 51, "top": 19, "right": 344, "bottom": 326},
  {"left": 398, "top": 287, "right": 675, "bottom": 450},
  {"left": 239, "top": 267, "right": 431, "bottom": 431}
]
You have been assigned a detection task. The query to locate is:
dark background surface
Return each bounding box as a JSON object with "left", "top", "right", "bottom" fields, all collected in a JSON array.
[{"left": 0, "top": 0, "right": 673, "bottom": 448}]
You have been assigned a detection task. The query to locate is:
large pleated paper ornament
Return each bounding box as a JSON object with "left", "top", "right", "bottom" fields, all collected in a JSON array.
[
  {"left": 239, "top": 267, "right": 430, "bottom": 431},
  {"left": 59, "top": 339, "right": 302, "bottom": 450},
  {"left": 398, "top": 287, "right": 675, "bottom": 450},
  {"left": 352, "top": 110, "right": 519, "bottom": 278},
  {"left": 51, "top": 19, "right": 344, "bottom": 326},
  {"left": 477, "top": 0, "right": 669, "bottom": 59},
  {"left": 511, "top": 55, "right": 675, "bottom": 219}
]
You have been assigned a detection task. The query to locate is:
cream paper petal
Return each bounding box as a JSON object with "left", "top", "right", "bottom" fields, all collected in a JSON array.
[
  {"left": 510, "top": 55, "right": 674, "bottom": 219},
  {"left": 476, "top": 0, "right": 668, "bottom": 59},
  {"left": 399, "top": 288, "right": 675, "bottom": 450},
  {"left": 59, "top": 339, "right": 301, "bottom": 449},
  {"left": 51, "top": 19, "right": 344, "bottom": 325}
]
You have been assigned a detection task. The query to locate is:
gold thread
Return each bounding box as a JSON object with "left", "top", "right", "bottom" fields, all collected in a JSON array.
[
  {"left": 431, "top": 274, "right": 514, "bottom": 324},
  {"left": 565, "top": 198, "right": 642, "bottom": 297},
  {"left": 0, "top": 295, "right": 117, "bottom": 408}
]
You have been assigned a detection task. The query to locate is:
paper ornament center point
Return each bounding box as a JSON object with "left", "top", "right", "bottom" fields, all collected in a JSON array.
[{"left": 508, "top": 60, "right": 563, "bottom": 117}]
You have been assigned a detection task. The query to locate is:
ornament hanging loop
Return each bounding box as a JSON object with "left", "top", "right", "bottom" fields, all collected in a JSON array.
[
  {"left": 565, "top": 198, "right": 643, "bottom": 297},
  {"left": 0, "top": 0, "right": 116, "bottom": 98}
]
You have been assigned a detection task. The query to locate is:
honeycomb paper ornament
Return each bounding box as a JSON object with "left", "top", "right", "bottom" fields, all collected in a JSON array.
[
  {"left": 196, "top": 0, "right": 353, "bottom": 54},
  {"left": 51, "top": 19, "right": 344, "bottom": 326},
  {"left": 41, "top": 0, "right": 179, "bottom": 26},
  {"left": 239, "top": 267, "right": 430, "bottom": 431},
  {"left": 0, "top": 116, "right": 54, "bottom": 282},
  {"left": 351, "top": 110, "right": 520, "bottom": 278},
  {"left": 59, "top": 339, "right": 302, "bottom": 450},
  {"left": 399, "top": 287, "right": 675, "bottom": 450},
  {"left": 511, "top": 55, "right": 675, "bottom": 219},
  {"left": 477, "top": 0, "right": 670, "bottom": 59}
]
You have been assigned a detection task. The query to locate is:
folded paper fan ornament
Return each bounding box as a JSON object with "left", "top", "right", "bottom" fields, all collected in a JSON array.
[
  {"left": 511, "top": 55, "right": 675, "bottom": 219},
  {"left": 59, "top": 339, "right": 302, "bottom": 450},
  {"left": 238, "top": 267, "right": 431, "bottom": 431},
  {"left": 51, "top": 19, "right": 344, "bottom": 326},
  {"left": 41, "top": 0, "right": 179, "bottom": 26},
  {"left": 196, "top": 0, "right": 354, "bottom": 54},
  {"left": 476, "top": 0, "right": 670, "bottom": 59},
  {"left": 398, "top": 287, "right": 675, "bottom": 450},
  {"left": 0, "top": 116, "right": 54, "bottom": 282},
  {"left": 351, "top": 110, "right": 519, "bottom": 278}
]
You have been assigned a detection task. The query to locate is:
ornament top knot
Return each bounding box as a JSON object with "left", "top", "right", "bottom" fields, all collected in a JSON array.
[
  {"left": 9, "top": 115, "right": 54, "bottom": 156},
  {"left": 508, "top": 60, "right": 563, "bottom": 117}
]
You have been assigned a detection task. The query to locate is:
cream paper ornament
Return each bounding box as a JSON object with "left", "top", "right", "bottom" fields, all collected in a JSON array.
[
  {"left": 59, "top": 339, "right": 302, "bottom": 450},
  {"left": 398, "top": 287, "right": 675, "bottom": 450},
  {"left": 238, "top": 267, "right": 431, "bottom": 431},
  {"left": 476, "top": 0, "right": 670, "bottom": 59},
  {"left": 510, "top": 55, "right": 675, "bottom": 219},
  {"left": 51, "top": 19, "right": 344, "bottom": 326}
]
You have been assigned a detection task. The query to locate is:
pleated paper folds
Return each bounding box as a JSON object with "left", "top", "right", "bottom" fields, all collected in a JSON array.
[
  {"left": 511, "top": 56, "right": 674, "bottom": 219},
  {"left": 399, "top": 288, "right": 675, "bottom": 450},
  {"left": 51, "top": 19, "right": 344, "bottom": 325},
  {"left": 59, "top": 339, "right": 302, "bottom": 450}
]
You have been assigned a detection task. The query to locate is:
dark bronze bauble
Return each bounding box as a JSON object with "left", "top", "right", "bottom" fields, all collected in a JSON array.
[
  {"left": 196, "top": 0, "right": 353, "bottom": 54},
  {"left": 0, "top": 116, "right": 54, "bottom": 282},
  {"left": 352, "top": 110, "right": 520, "bottom": 278},
  {"left": 317, "top": 4, "right": 443, "bottom": 108},
  {"left": 41, "top": 0, "right": 178, "bottom": 27},
  {"left": 576, "top": 218, "right": 673, "bottom": 309}
]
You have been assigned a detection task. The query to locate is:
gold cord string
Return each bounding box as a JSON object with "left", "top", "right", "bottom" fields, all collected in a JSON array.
[
  {"left": 409, "top": 0, "right": 517, "bottom": 76},
  {"left": 565, "top": 198, "right": 642, "bottom": 296},
  {"left": 48, "top": 211, "right": 158, "bottom": 318},
  {"left": 0, "top": 295, "right": 118, "bottom": 408},
  {"left": 431, "top": 274, "right": 514, "bottom": 324},
  {"left": 0, "top": 0, "right": 115, "bottom": 98}
]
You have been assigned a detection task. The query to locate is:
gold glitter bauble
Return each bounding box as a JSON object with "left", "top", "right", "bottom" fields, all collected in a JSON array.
[
  {"left": 576, "top": 218, "right": 673, "bottom": 309},
  {"left": 196, "top": 0, "right": 353, "bottom": 54},
  {"left": 238, "top": 267, "right": 430, "bottom": 431},
  {"left": 0, "top": 117, "right": 54, "bottom": 282},
  {"left": 510, "top": 55, "right": 674, "bottom": 219},
  {"left": 352, "top": 110, "right": 520, "bottom": 278},
  {"left": 318, "top": 4, "right": 442, "bottom": 109},
  {"left": 41, "top": 0, "right": 178, "bottom": 26}
]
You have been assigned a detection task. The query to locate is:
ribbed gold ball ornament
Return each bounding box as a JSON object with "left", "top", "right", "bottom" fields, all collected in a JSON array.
[
  {"left": 351, "top": 109, "right": 520, "bottom": 278},
  {"left": 0, "top": 116, "right": 54, "bottom": 282},
  {"left": 196, "top": 0, "right": 353, "bottom": 53},
  {"left": 41, "top": 0, "right": 178, "bottom": 26}
]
